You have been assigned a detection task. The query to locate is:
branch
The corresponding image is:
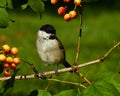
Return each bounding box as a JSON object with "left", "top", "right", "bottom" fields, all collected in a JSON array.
[
  {"left": 74, "top": 5, "right": 82, "bottom": 65},
  {"left": 0, "top": 42, "right": 119, "bottom": 81},
  {"left": 48, "top": 78, "right": 86, "bottom": 88}
]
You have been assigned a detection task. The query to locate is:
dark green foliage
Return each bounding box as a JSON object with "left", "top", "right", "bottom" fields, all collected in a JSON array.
[
  {"left": 0, "top": 63, "right": 4, "bottom": 74},
  {"left": 28, "top": 0, "right": 44, "bottom": 13},
  {"left": 0, "top": 0, "right": 45, "bottom": 28},
  {"left": 29, "top": 89, "right": 38, "bottom": 96},
  {"left": 55, "top": 89, "right": 79, "bottom": 96},
  {"left": 0, "top": 69, "right": 19, "bottom": 95},
  {"left": 0, "top": 0, "right": 13, "bottom": 28},
  {"left": 0, "top": 8, "right": 9, "bottom": 28},
  {"left": 29, "top": 89, "right": 52, "bottom": 96},
  {"left": 54, "top": 72, "right": 120, "bottom": 96}
]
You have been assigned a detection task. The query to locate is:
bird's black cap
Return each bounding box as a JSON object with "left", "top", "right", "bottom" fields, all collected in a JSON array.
[{"left": 40, "top": 24, "right": 56, "bottom": 35}]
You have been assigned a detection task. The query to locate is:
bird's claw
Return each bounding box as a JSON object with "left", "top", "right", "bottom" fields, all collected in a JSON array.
[
  {"left": 40, "top": 72, "right": 46, "bottom": 79},
  {"left": 55, "top": 69, "right": 59, "bottom": 76}
]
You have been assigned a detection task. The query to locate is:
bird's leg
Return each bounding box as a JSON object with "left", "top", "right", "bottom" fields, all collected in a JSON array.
[
  {"left": 54, "top": 64, "right": 59, "bottom": 76},
  {"left": 40, "top": 66, "right": 47, "bottom": 79}
]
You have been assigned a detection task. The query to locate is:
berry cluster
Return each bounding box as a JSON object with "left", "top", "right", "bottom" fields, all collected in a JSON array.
[
  {"left": 51, "top": 0, "right": 82, "bottom": 21},
  {"left": 0, "top": 44, "right": 21, "bottom": 77}
]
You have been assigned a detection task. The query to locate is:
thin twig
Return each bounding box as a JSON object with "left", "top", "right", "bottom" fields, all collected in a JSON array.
[
  {"left": 48, "top": 78, "right": 86, "bottom": 88},
  {"left": 0, "top": 42, "right": 119, "bottom": 81},
  {"left": 21, "top": 59, "right": 39, "bottom": 74},
  {"left": 74, "top": 5, "right": 82, "bottom": 65},
  {"left": 73, "top": 5, "right": 92, "bottom": 85},
  {"left": 102, "top": 42, "right": 120, "bottom": 59},
  {"left": 78, "top": 72, "right": 92, "bottom": 85}
]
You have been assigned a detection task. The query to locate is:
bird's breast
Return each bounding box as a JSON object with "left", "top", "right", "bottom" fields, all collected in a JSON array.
[{"left": 36, "top": 39, "right": 65, "bottom": 65}]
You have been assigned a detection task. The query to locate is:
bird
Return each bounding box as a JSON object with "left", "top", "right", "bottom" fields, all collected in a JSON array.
[{"left": 36, "top": 24, "right": 74, "bottom": 76}]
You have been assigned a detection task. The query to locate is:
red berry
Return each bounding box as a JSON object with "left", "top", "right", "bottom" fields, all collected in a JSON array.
[
  {"left": 3, "top": 63, "right": 9, "bottom": 68},
  {"left": 64, "top": 13, "right": 71, "bottom": 21},
  {"left": 4, "top": 70, "right": 10, "bottom": 77},
  {"left": 6, "top": 56, "right": 13, "bottom": 64},
  {"left": 13, "top": 57, "right": 21, "bottom": 65},
  {"left": 2, "top": 44, "right": 10, "bottom": 53},
  {"left": 51, "top": 0, "right": 58, "bottom": 5},
  {"left": 69, "top": 10, "right": 77, "bottom": 19},
  {"left": 58, "top": 7, "right": 66, "bottom": 15},
  {"left": 74, "top": 0, "right": 82, "bottom": 6},
  {"left": 0, "top": 54, "right": 6, "bottom": 62},
  {"left": 63, "top": 0, "right": 71, "bottom": 3},
  {"left": 10, "top": 47, "right": 19, "bottom": 55},
  {"left": 9, "top": 63, "right": 17, "bottom": 70}
]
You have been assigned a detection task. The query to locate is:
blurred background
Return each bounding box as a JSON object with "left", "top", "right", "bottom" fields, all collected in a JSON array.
[{"left": 0, "top": 0, "right": 120, "bottom": 95}]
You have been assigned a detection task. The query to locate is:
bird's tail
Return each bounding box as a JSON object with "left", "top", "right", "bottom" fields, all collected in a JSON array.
[
  {"left": 63, "top": 61, "right": 79, "bottom": 74},
  {"left": 63, "top": 61, "right": 71, "bottom": 68}
]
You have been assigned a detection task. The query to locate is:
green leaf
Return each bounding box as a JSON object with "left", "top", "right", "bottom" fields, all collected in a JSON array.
[
  {"left": 21, "top": 3, "right": 28, "bottom": 10},
  {"left": 112, "top": 73, "right": 120, "bottom": 93},
  {"left": 0, "top": 8, "right": 9, "bottom": 28},
  {"left": 76, "top": 93, "right": 83, "bottom": 96},
  {"left": 84, "top": 81, "right": 120, "bottom": 96},
  {"left": 91, "top": 72, "right": 120, "bottom": 92},
  {"left": 83, "top": 72, "right": 120, "bottom": 96},
  {"left": 114, "top": 73, "right": 120, "bottom": 84},
  {"left": 55, "top": 89, "right": 78, "bottom": 96},
  {"left": 6, "top": 0, "right": 13, "bottom": 9},
  {"left": 0, "top": 0, "right": 13, "bottom": 9},
  {"left": 38, "top": 90, "right": 52, "bottom": 96},
  {"left": 0, "top": 0, "right": 6, "bottom": 7},
  {"left": 91, "top": 72, "right": 116, "bottom": 82},
  {"left": 28, "top": 0, "right": 45, "bottom": 13}
]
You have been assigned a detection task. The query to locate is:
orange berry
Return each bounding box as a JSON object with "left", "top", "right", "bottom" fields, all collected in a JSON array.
[
  {"left": 2, "top": 44, "right": 10, "bottom": 53},
  {"left": 58, "top": 7, "right": 66, "bottom": 16},
  {"left": 9, "top": 63, "right": 17, "bottom": 70},
  {"left": 13, "top": 57, "right": 21, "bottom": 65},
  {"left": 10, "top": 47, "right": 18, "bottom": 55},
  {"left": 6, "top": 56, "right": 13, "bottom": 64},
  {"left": 0, "top": 54, "right": 6, "bottom": 62},
  {"left": 69, "top": 10, "right": 77, "bottom": 19},
  {"left": 3, "top": 63, "right": 9, "bottom": 68},
  {"left": 51, "top": 0, "right": 58, "bottom": 5},
  {"left": 4, "top": 70, "right": 10, "bottom": 77},
  {"left": 64, "top": 13, "right": 71, "bottom": 21},
  {"left": 74, "top": 0, "right": 82, "bottom": 6},
  {"left": 63, "top": 0, "right": 71, "bottom": 3}
]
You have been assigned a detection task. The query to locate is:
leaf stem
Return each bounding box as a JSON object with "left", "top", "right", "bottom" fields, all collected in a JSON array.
[
  {"left": 103, "top": 42, "right": 120, "bottom": 59},
  {"left": 48, "top": 78, "right": 86, "bottom": 88}
]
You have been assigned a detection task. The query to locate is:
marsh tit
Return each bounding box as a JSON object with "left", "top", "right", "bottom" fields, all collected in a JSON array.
[{"left": 36, "top": 24, "right": 72, "bottom": 74}]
